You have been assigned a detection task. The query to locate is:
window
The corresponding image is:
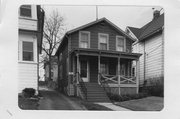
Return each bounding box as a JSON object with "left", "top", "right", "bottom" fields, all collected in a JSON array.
[
  {"left": 100, "top": 63, "right": 108, "bottom": 75},
  {"left": 79, "top": 31, "right": 90, "bottom": 48},
  {"left": 116, "top": 36, "right": 126, "bottom": 52},
  {"left": 20, "top": 5, "right": 32, "bottom": 17},
  {"left": 22, "top": 41, "right": 34, "bottom": 61},
  {"left": 99, "top": 33, "right": 109, "bottom": 50}
]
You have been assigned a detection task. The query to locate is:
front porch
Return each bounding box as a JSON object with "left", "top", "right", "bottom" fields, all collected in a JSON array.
[{"left": 68, "top": 48, "right": 141, "bottom": 98}]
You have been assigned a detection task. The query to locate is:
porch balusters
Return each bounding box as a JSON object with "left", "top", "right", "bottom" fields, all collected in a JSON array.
[{"left": 118, "top": 57, "right": 121, "bottom": 95}]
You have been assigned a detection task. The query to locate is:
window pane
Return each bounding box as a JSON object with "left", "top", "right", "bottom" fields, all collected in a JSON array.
[
  {"left": 23, "top": 51, "right": 33, "bottom": 61},
  {"left": 81, "top": 32, "right": 88, "bottom": 42},
  {"left": 117, "top": 37, "right": 124, "bottom": 46},
  {"left": 117, "top": 47, "right": 123, "bottom": 52},
  {"left": 20, "top": 5, "right": 31, "bottom": 17},
  {"left": 22, "top": 41, "right": 33, "bottom": 61},
  {"left": 100, "top": 43, "right": 107, "bottom": 50},
  {"left": 23, "top": 41, "right": 33, "bottom": 51},
  {"left": 80, "top": 42, "right": 88, "bottom": 48},
  {"left": 100, "top": 35, "right": 107, "bottom": 43}
]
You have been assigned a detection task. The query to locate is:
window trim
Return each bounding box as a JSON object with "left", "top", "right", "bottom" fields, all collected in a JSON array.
[
  {"left": 19, "top": 38, "right": 37, "bottom": 63},
  {"left": 98, "top": 33, "right": 109, "bottom": 50},
  {"left": 116, "top": 35, "right": 126, "bottom": 52},
  {"left": 79, "top": 31, "right": 90, "bottom": 48}
]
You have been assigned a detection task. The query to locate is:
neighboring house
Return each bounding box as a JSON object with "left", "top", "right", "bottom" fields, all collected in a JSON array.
[
  {"left": 55, "top": 17, "right": 141, "bottom": 101},
  {"left": 126, "top": 10, "right": 164, "bottom": 86},
  {"left": 44, "top": 56, "right": 58, "bottom": 89},
  {"left": 18, "top": 5, "right": 44, "bottom": 93}
]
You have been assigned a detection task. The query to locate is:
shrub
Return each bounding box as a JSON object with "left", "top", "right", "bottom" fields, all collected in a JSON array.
[
  {"left": 22, "top": 88, "right": 36, "bottom": 98},
  {"left": 141, "top": 77, "right": 164, "bottom": 97}
]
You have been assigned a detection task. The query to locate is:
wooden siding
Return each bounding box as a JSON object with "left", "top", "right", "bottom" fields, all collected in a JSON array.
[
  {"left": 132, "top": 33, "right": 164, "bottom": 85},
  {"left": 70, "top": 21, "right": 132, "bottom": 53},
  {"left": 18, "top": 62, "right": 38, "bottom": 93}
]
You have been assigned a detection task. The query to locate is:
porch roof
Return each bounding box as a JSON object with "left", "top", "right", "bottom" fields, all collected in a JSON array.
[{"left": 70, "top": 48, "right": 142, "bottom": 60}]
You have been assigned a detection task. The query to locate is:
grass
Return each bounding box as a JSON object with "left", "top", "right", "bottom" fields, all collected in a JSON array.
[
  {"left": 69, "top": 96, "right": 112, "bottom": 111},
  {"left": 18, "top": 95, "right": 39, "bottom": 110},
  {"left": 115, "top": 96, "right": 163, "bottom": 111}
]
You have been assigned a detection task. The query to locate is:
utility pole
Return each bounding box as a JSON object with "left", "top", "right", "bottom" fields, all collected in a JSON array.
[{"left": 96, "top": 5, "right": 98, "bottom": 20}]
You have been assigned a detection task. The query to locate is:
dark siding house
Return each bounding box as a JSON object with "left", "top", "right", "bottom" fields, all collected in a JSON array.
[{"left": 55, "top": 18, "right": 141, "bottom": 102}]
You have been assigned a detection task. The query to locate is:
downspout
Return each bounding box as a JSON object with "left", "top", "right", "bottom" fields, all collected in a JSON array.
[{"left": 144, "top": 40, "right": 146, "bottom": 86}]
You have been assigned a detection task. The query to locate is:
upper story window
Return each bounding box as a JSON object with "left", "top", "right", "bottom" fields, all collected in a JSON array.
[
  {"left": 116, "top": 36, "right": 126, "bottom": 52},
  {"left": 79, "top": 31, "right": 90, "bottom": 48},
  {"left": 20, "top": 5, "right": 32, "bottom": 17},
  {"left": 22, "top": 41, "right": 34, "bottom": 61},
  {"left": 98, "top": 33, "right": 109, "bottom": 50}
]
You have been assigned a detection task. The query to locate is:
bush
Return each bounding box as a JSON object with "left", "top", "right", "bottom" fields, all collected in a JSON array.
[
  {"left": 22, "top": 88, "right": 36, "bottom": 98},
  {"left": 141, "top": 77, "right": 164, "bottom": 97}
]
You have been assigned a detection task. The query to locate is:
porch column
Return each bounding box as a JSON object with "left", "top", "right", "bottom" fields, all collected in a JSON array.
[
  {"left": 98, "top": 55, "right": 101, "bottom": 84},
  {"left": 76, "top": 53, "right": 80, "bottom": 84},
  {"left": 118, "top": 57, "right": 121, "bottom": 95},
  {"left": 136, "top": 59, "right": 140, "bottom": 94}
]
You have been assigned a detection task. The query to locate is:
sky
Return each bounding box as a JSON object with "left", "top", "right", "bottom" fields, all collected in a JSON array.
[{"left": 42, "top": 5, "right": 163, "bottom": 32}]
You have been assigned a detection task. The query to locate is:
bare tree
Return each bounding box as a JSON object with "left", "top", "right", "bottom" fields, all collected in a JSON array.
[{"left": 42, "top": 10, "right": 66, "bottom": 83}]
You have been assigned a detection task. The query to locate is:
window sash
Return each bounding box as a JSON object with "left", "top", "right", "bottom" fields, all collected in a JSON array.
[
  {"left": 79, "top": 31, "right": 90, "bottom": 48},
  {"left": 20, "top": 5, "right": 32, "bottom": 17},
  {"left": 116, "top": 36, "right": 125, "bottom": 52},
  {"left": 22, "top": 41, "right": 34, "bottom": 61},
  {"left": 99, "top": 33, "right": 108, "bottom": 50}
]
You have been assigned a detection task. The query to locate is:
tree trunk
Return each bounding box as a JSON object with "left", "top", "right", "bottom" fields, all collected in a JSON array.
[{"left": 48, "top": 55, "right": 52, "bottom": 85}]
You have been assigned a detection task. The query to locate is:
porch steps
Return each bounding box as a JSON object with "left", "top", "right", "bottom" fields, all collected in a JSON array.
[{"left": 84, "top": 83, "right": 110, "bottom": 102}]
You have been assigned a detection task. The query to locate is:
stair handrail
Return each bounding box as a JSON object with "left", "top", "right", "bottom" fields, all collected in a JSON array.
[
  {"left": 99, "top": 73, "right": 111, "bottom": 96},
  {"left": 77, "top": 72, "right": 87, "bottom": 100}
]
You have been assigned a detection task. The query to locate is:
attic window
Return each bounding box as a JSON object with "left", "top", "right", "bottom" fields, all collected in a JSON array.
[{"left": 20, "top": 5, "right": 32, "bottom": 17}]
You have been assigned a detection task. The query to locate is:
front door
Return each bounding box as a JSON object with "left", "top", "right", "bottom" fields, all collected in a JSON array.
[{"left": 80, "top": 60, "right": 89, "bottom": 82}]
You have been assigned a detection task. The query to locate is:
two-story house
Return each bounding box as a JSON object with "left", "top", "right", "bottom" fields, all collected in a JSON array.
[
  {"left": 126, "top": 10, "right": 164, "bottom": 87},
  {"left": 18, "top": 5, "right": 44, "bottom": 94},
  {"left": 55, "top": 18, "right": 141, "bottom": 102}
]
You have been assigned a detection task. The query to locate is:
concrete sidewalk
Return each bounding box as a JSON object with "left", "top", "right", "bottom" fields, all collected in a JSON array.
[{"left": 95, "top": 102, "right": 130, "bottom": 111}]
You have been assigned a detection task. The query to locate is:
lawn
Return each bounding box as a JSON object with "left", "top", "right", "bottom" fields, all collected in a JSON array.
[
  {"left": 69, "top": 96, "right": 112, "bottom": 110},
  {"left": 115, "top": 96, "right": 163, "bottom": 111}
]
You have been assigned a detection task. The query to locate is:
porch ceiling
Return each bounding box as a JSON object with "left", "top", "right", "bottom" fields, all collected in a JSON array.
[{"left": 70, "top": 48, "right": 142, "bottom": 60}]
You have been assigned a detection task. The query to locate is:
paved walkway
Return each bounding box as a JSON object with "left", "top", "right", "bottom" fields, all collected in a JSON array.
[
  {"left": 38, "top": 87, "right": 86, "bottom": 110},
  {"left": 95, "top": 102, "right": 130, "bottom": 111}
]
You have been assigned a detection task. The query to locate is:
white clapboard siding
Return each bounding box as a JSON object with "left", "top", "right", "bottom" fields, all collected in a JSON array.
[
  {"left": 19, "top": 5, "right": 38, "bottom": 31},
  {"left": 145, "top": 34, "right": 163, "bottom": 79},
  {"left": 18, "top": 62, "right": 38, "bottom": 93},
  {"left": 133, "top": 34, "right": 163, "bottom": 85}
]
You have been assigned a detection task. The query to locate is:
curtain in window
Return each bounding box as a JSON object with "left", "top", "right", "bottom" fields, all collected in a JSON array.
[{"left": 80, "top": 32, "right": 89, "bottom": 48}]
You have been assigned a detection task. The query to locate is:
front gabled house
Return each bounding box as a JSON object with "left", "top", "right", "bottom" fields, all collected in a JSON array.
[
  {"left": 126, "top": 10, "right": 164, "bottom": 87},
  {"left": 55, "top": 18, "right": 141, "bottom": 102},
  {"left": 18, "top": 5, "right": 44, "bottom": 94}
]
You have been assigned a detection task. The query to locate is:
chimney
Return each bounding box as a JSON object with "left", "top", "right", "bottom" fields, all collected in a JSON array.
[{"left": 153, "top": 10, "right": 160, "bottom": 20}]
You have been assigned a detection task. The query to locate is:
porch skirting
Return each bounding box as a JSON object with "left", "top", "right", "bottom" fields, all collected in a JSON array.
[{"left": 104, "top": 87, "right": 137, "bottom": 95}]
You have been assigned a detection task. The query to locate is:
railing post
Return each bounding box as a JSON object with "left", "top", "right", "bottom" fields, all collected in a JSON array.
[
  {"left": 136, "top": 59, "right": 140, "bottom": 94},
  {"left": 118, "top": 57, "right": 121, "bottom": 95}
]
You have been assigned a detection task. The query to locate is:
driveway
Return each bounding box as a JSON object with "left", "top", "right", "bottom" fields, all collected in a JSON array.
[{"left": 38, "top": 88, "right": 86, "bottom": 110}]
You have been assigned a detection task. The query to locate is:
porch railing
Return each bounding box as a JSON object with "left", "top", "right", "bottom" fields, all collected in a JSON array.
[
  {"left": 99, "top": 73, "right": 136, "bottom": 85},
  {"left": 76, "top": 72, "right": 87, "bottom": 100}
]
